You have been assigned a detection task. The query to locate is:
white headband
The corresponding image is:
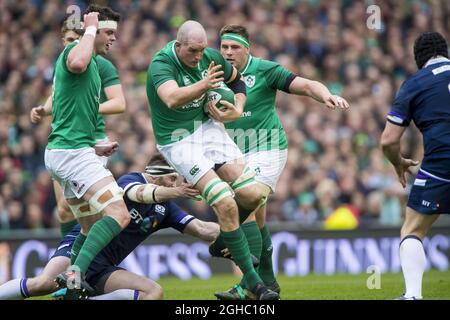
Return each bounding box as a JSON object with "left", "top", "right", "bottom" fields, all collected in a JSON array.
[
  {"left": 145, "top": 165, "right": 178, "bottom": 177},
  {"left": 79, "top": 20, "right": 118, "bottom": 30},
  {"left": 98, "top": 20, "right": 118, "bottom": 30}
]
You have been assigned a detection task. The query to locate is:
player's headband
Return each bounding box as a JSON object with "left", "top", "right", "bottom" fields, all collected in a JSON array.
[
  {"left": 145, "top": 165, "right": 178, "bottom": 177},
  {"left": 221, "top": 33, "right": 249, "bottom": 48},
  {"left": 80, "top": 20, "right": 118, "bottom": 30},
  {"left": 98, "top": 20, "right": 118, "bottom": 30}
]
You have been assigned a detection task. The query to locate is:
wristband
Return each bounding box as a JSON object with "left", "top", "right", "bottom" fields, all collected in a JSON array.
[{"left": 84, "top": 26, "right": 97, "bottom": 38}]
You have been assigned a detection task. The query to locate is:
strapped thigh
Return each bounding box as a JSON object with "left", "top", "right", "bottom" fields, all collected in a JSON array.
[
  {"left": 230, "top": 166, "right": 258, "bottom": 191},
  {"left": 68, "top": 201, "right": 97, "bottom": 218},
  {"left": 231, "top": 168, "right": 269, "bottom": 219},
  {"left": 202, "top": 178, "right": 234, "bottom": 206},
  {"left": 88, "top": 182, "right": 124, "bottom": 214}
]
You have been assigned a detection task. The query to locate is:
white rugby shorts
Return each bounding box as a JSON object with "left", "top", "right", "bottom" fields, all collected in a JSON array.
[
  {"left": 157, "top": 119, "right": 244, "bottom": 185},
  {"left": 244, "top": 148, "right": 288, "bottom": 192},
  {"left": 45, "top": 147, "right": 112, "bottom": 199}
]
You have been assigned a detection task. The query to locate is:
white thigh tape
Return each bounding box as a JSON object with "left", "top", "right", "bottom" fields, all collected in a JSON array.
[
  {"left": 89, "top": 182, "right": 124, "bottom": 213},
  {"left": 69, "top": 201, "right": 96, "bottom": 218}
]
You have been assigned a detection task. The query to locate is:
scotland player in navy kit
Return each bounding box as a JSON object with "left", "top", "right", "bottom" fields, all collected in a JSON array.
[
  {"left": 381, "top": 32, "right": 450, "bottom": 300},
  {"left": 0, "top": 155, "right": 219, "bottom": 300}
]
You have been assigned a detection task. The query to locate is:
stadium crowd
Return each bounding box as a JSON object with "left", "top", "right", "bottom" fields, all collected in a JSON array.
[{"left": 1, "top": 0, "right": 449, "bottom": 231}]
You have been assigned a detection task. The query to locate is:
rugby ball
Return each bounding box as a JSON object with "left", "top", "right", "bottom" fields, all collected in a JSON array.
[{"left": 204, "top": 83, "right": 235, "bottom": 113}]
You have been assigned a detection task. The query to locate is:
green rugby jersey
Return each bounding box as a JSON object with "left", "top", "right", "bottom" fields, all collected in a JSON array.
[
  {"left": 147, "top": 40, "right": 233, "bottom": 145},
  {"left": 47, "top": 40, "right": 101, "bottom": 149},
  {"left": 95, "top": 55, "right": 121, "bottom": 140},
  {"left": 225, "top": 55, "right": 293, "bottom": 153}
]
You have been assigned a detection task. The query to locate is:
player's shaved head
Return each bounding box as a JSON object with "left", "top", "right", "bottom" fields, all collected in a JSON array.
[
  {"left": 174, "top": 20, "right": 208, "bottom": 67},
  {"left": 176, "top": 20, "right": 207, "bottom": 44}
]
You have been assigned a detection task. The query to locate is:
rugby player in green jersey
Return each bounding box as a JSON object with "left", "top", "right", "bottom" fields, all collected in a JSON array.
[
  {"left": 43, "top": 5, "right": 129, "bottom": 297},
  {"left": 31, "top": 19, "right": 126, "bottom": 240},
  {"left": 214, "top": 25, "right": 349, "bottom": 300},
  {"left": 147, "top": 20, "right": 279, "bottom": 300}
]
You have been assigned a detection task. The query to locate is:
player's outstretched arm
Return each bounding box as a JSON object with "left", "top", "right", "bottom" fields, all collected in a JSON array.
[
  {"left": 156, "top": 61, "right": 224, "bottom": 109},
  {"left": 127, "top": 183, "right": 200, "bottom": 204},
  {"left": 288, "top": 76, "right": 349, "bottom": 110},
  {"left": 30, "top": 95, "right": 52, "bottom": 123},
  {"left": 381, "top": 122, "right": 419, "bottom": 187},
  {"left": 66, "top": 12, "right": 98, "bottom": 73},
  {"left": 99, "top": 84, "right": 126, "bottom": 114},
  {"left": 183, "top": 219, "right": 220, "bottom": 242}
]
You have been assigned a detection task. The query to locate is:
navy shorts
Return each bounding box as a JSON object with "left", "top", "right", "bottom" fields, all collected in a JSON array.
[
  {"left": 407, "top": 171, "right": 450, "bottom": 215},
  {"left": 50, "top": 227, "right": 80, "bottom": 259},
  {"left": 85, "top": 254, "right": 124, "bottom": 295}
]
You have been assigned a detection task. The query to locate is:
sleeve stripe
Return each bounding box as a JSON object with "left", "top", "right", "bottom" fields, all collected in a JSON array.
[
  {"left": 388, "top": 110, "right": 406, "bottom": 118},
  {"left": 123, "top": 181, "right": 143, "bottom": 193},
  {"left": 386, "top": 114, "right": 405, "bottom": 124},
  {"left": 179, "top": 215, "right": 195, "bottom": 225},
  {"left": 386, "top": 116, "right": 408, "bottom": 126}
]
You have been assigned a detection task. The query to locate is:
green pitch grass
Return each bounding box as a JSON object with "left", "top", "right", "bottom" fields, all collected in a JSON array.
[
  {"left": 30, "top": 270, "right": 450, "bottom": 300},
  {"left": 159, "top": 270, "right": 450, "bottom": 300}
]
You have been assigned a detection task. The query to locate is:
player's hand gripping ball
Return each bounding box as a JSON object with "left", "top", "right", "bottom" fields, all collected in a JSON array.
[{"left": 204, "top": 83, "right": 235, "bottom": 114}]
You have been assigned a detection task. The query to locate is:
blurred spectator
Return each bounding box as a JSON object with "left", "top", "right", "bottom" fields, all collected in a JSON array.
[
  {"left": 286, "top": 192, "right": 319, "bottom": 226},
  {"left": 1, "top": 0, "right": 449, "bottom": 230}
]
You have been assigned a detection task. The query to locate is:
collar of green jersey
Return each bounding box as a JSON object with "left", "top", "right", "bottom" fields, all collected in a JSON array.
[{"left": 240, "top": 55, "right": 253, "bottom": 74}]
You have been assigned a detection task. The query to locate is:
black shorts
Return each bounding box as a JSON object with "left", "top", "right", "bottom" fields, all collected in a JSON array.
[
  {"left": 407, "top": 171, "right": 450, "bottom": 215},
  {"left": 85, "top": 254, "right": 124, "bottom": 295}
]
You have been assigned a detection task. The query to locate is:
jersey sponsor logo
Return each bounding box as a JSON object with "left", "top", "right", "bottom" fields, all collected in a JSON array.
[
  {"left": 241, "top": 111, "right": 252, "bottom": 117},
  {"left": 244, "top": 75, "right": 256, "bottom": 88},
  {"left": 180, "top": 93, "right": 205, "bottom": 110},
  {"left": 139, "top": 216, "right": 153, "bottom": 232},
  {"left": 130, "top": 208, "right": 144, "bottom": 224},
  {"left": 190, "top": 165, "right": 200, "bottom": 176},
  {"left": 180, "top": 71, "right": 207, "bottom": 109},
  {"left": 155, "top": 204, "right": 166, "bottom": 215},
  {"left": 131, "top": 208, "right": 156, "bottom": 233}
]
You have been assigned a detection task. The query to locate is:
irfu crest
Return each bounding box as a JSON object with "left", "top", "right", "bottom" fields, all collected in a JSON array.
[{"left": 245, "top": 75, "right": 256, "bottom": 88}]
